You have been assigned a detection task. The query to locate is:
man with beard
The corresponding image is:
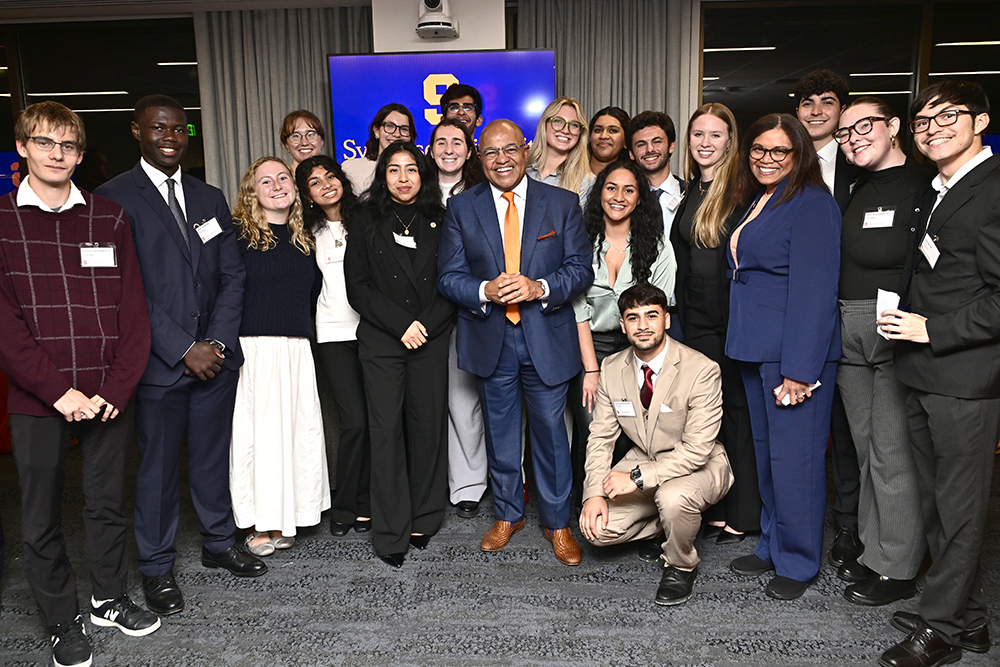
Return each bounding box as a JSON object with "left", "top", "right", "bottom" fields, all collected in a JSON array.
[{"left": 579, "top": 283, "right": 733, "bottom": 606}]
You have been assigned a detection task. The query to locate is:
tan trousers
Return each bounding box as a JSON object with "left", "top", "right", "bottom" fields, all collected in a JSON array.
[{"left": 586, "top": 452, "right": 733, "bottom": 569}]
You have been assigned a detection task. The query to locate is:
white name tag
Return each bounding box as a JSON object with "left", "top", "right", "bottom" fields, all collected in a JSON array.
[
  {"left": 863, "top": 207, "right": 895, "bottom": 229},
  {"left": 324, "top": 247, "right": 344, "bottom": 264},
  {"left": 919, "top": 233, "right": 940, "bottom": 269},
  {"left": 80, "top": 245, "right": 116, "bottom": 268},
  {"left": 876, "top": 289, "right": 901, "bottom": 340},
  {"left": 194, "top": 217, "right": 223, "bottom": 244},
  {"left": 393, "top": 232, "right": 417, "bottom": 249},
  {"left": 775, "top": 381, "right": 822, "bottom": 406},
  {"left": 666, "top": 194, "right": 683, "bottom": 211},
  {"left": 614, "top": 401, "right": 636, "bottom": 417}
]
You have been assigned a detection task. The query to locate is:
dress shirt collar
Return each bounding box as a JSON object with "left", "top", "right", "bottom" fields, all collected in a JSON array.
[
  {"left": 932, "top": 146, "right": 992, "bottom": 193},
  {"left": 140, "top": 157, "right": 183, "bottom": 190},
  {"left": 816, "top": 138, "right": 838, "bottom": 193},
  {"left": 649, "top": 171, "right": 680, "bottom": 195},
  {"left": 16, "top": 175, "right": 86, "bottom": 213},
  {"left": 489, "top": 174, "right": 528, "bottom": 207},
  {"left": 634, "top": 341, "right": 669, "bottom": 390}
]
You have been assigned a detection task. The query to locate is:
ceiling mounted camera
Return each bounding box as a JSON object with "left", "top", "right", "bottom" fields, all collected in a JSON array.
[{"left": 416, "top": 0, "right": 459, "bottom": 40}]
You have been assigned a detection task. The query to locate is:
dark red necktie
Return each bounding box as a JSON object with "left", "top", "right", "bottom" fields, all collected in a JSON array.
[{"left": 640, "top": 364, "right": 654, "bottom": 410}]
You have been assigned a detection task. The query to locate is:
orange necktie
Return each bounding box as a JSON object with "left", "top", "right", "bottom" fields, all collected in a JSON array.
[{"left": 502, "top": 192, "right": 521, "bottom": 324}]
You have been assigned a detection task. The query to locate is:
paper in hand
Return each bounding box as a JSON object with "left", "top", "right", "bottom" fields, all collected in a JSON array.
[{"left": 876, "top": 289, "right": 901, "bottom": 340}]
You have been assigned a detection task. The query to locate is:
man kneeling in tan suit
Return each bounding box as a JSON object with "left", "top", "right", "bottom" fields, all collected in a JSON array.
[{"left": 580, "top": 283, "right": 733, "bottom": 605}]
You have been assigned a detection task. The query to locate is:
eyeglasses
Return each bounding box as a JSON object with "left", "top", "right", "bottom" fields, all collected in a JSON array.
[
  {"left": 909, "top": 109, "right": 975, "bottom": 134},
  {"left": 446, "top": 103, "right": 477, "bottom": 115},
  {"left": 288, "top": 130, "right": 320, "bottom": 144},
  {"left": 749, "top": 145, "right": 793, "bottom": 162},
  {"left": 381, "top": 121, "right": 411, "bottom": 138},
  {"left": 480, "top": 143, "right": 524, "bottom": 161},
  {"left": 547, "top": 116, "right": 585, "bottom": 136},
  {"left": 834, "top": 117, "right": 889, "bottom": 144},
  {"left": 26, "top": 136, "right": 82, "bottom": 156}
]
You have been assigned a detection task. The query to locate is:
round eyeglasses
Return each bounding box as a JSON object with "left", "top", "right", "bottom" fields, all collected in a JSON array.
[{"left": 834, "top": 117, "right": 889, "bottom": 144}]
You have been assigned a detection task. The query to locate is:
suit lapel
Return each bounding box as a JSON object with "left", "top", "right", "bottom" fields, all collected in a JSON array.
[
  {"left": 618, "top": 352, "right": 648, "bottom": 449},
  {"left": 473, "top": 184, "right": 506, "bottom": 272},
  {"left": 376, "top": 214, "right": 417, "bottom": 284},
  {"left": 182, "top": 175, "right": 202, "bottom": 271},
  {"left": 133, "top": 164, "right": 192, "bottom": 265},
  {"left": 644, "top": 342, "right": 679, "bottom": 446},
  {"left": 520, "top": 179, "right": 545, "bottom": 272},
  {"left": 926, "top": 156, "right": 1000, "bottom": 237},
  {"left": 412, "top": 217, "right": 439, "bottom": 279}
]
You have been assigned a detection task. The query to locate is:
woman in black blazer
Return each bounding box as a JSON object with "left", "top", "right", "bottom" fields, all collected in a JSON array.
[
  {"left": 344, "top": 142, "right": 455, "bottom": 568},
  {"left": 670, "top": 103, "right": 759, "bottom": 544}
]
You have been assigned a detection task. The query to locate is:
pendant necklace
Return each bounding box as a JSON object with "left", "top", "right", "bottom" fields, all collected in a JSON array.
[{"left": 392, "top": 210, "right": 416, "bottom": 236}]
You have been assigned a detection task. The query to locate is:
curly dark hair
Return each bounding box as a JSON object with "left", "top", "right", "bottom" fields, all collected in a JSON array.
[
  {"left": 793, "top": 69, "right": 850, "bottom": 107},
  {"left": 295, "top": 155, "right": 359, "bottom": 235},
  {"left": 583, "top": 159, "right": 664, "bottom": 285},
  {"left": 362, "top": 141, "right": 446, "bottom": 221}
]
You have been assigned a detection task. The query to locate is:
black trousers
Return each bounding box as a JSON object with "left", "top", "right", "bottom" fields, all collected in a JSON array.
[
  {"left": 906, "top": 390, "right": 1000, "bottom": 645},
  {"left": 11, "top": 404, "right": 134, "bottom": 627},
  {"left": 359, "top": 323, "right": 449, "bottom": 556},
  {"left": 316, "top": 340, "right": 372, "bottom": 523}
]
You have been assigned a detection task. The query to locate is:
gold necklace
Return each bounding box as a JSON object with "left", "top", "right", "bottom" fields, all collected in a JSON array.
[{"left": 392, "top": 210, "right": 417, "bottom": 235}]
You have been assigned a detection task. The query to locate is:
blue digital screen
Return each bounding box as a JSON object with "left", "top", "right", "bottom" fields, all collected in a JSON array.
[
  {"left": 328, "top": 50, "right": 555, "bottom": 162},
  {"left": 0, "top": 152, "right": 20, "bottom": 197}
]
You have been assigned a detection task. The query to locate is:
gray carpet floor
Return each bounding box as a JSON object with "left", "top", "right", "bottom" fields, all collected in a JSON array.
[{"left": 1, "top": 447, "right": 998, "bottom": 667}]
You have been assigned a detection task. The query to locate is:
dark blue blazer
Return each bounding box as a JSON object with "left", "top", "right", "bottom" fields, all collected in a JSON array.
[
  {"left": 726, "top": 180, "right": 841, "bottom": 383},
  {"left": 437, "top": 177, "right": 594, "bottom": 386},
  {"left": 96, "top": 164, "right": 245, "bottom": 386}
]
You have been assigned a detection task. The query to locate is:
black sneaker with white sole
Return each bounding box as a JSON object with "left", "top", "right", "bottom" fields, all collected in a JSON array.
[
  {"left": 90, "top": 594, "right": 161, "bottom": 637},
  {"left": 50, "top": 614, "right": 92, "bottom": 667}
]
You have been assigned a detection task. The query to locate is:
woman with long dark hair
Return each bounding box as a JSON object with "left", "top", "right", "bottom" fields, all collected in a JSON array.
[
  {"left": 296, "top": 155, "right": 373, "bottom": 538},
  {"left": 588, "top": 106, "right": 630, "bottom": 176},
  {"left": 341, "top": 103, "right": 417, "bottom": 193},
  {"left": 230, "top": 156, "right": 329, "bottom": 556},
  {"left": 345, "top": 142, "right": 454, "bottom": 567},
  {"left": 726, "top": 114, "right": 841, "bottom": 601},
  {"left": 671, "top": 103, "right": 759, "bottom": 544}
]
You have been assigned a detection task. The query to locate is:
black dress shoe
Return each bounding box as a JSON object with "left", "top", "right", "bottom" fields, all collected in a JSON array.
[
  {"left": 142, "top": 571, "right": 184, "bottom": 616},
  {"left": 456, "top": 501, "right": 480, "bottom": 519},
  {"left": 892, "top": 612, "right": 990, "bottom": 653},
  {"left": 765, "top": 575, "right": 811, "bottom": 600},
  {"left": 330, "top": 521, "right": 351, "bottom": 537},
  {"left": 379, "top": 552, "right": 405, "bottom": 568},
  {"left": 353, "top": 518, "right": 372, "bottom": 533},
  {"left": 201, "top": 545, "right": 268, "bottom": 577},
  {"left": 829, "top": 525, "right": 863, "bottom": 567},
  {"left": 655, "top": 566, "right": 698, "bottom": 606},
  {"left": 716, "top": 530, "right": 746, "bottom": 544},
  {"left": 838, "top": 558, "right": 877, "bottom": 583},
  {"left": 637, "top": 538, "right": 663, "bottom": 563},
  {"left": 844, "top": 576, "right": 916, "bottom": 606},
  {"left": 730, "top": 554, "right": 775, "bottom": 576},
  {"left": 702, "top": 524, "right": 723, "bottom": 540},
  {"left": 878, "top": 626, "right": 962, "bottom": 667},
  {"left": 409, "top": 534, "right": 431, "bottom": 549}
]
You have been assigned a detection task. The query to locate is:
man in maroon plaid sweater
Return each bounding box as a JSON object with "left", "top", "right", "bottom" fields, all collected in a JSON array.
[{"left": 0, "top": 102, "right": 157, "bottom": 667}]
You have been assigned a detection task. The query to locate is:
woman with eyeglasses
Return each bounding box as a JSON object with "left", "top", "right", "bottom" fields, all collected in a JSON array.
[
  {"left": 831, "top": 97, "right": 934, "bottom": 607},
  {"left": 230, "top": 157, "right": 329, "bottom": 557},
  {"left": 570, "top": 159, "right": 675, "bottom": 494},
  {"left": 342, "top": 104, "right": 417, "bottom": 194},
  {"left": 527, "top": 97, "right": 595, "bottom": 205},
  {"left": 725, "top": 114, "right": 841, "bottom": 601},
  {"left": 588, "top": 106, "right": 631, "bottom": 176},
  {"left": 671, "top": 103, "right": 759, "bottom": 545},
  {"left": 345, "top": 142, "right": 454, "bottom": 568},
  {"left": 280, "top": 110, "right": 326, "bottom": 174},
  {"left": 295, "top": 155, "right": 374, "bottom": 539}
]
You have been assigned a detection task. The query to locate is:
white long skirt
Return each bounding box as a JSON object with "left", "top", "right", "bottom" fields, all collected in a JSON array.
[{"left": 230, "top": 336, "right": 331, "bottom": 535}]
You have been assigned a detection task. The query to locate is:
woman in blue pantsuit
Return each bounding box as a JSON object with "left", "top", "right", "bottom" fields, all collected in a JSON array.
[{"left": 725, "top": 113, "right": 841, "bottom": 600}]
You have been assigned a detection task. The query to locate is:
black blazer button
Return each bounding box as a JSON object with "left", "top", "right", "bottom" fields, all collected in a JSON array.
[
  {"left": 193, "top": 281, "right": 200, "bottom": 288},
  {"left": 190, "top": 312, "right": 199, "bottom": 319}
]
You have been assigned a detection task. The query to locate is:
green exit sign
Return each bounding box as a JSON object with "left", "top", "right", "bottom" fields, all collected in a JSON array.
[{"left": 187, "top": 124, "right": 197, "bottom": 137}]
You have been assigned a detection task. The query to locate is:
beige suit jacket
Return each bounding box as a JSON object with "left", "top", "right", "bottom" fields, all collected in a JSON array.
[{"left": 583, "top": 338, "right": 733, "bottom": 501}]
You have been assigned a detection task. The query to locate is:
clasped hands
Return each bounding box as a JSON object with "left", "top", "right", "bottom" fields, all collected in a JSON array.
[
  {"left": 484, "top": 272, "right": 543, "bottom": 305},
  {"left": 579, "top": 471, "right": 638, "bottom": 541},
  {"left": 183, "top": 341, "right": 225, "bottom": 380},
  {"left": 53, "top": 389, "right": 119, "bottom": 422}
]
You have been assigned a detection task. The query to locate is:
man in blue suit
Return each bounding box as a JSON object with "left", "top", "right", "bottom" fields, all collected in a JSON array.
[
  {"left": 438, "top": 119, "right": 594, "bottom": 565},
  {"left": 96, "top": 95, "right": 265, "bottom": 617}
]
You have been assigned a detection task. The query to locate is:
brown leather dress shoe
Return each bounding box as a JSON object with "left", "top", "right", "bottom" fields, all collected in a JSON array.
[
  {"left": 481, "top": 519, "right": 524, "bottom": 551},
  {"left": 543, "top": 527, "right": 582, "bottom": 566}
]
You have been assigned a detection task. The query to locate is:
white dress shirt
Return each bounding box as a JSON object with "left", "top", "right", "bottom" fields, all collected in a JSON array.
[
  {"left": 816, "top": 138, "right": 838, "bottom": 194},
  {"left": 930, "top": 146, "right": 993, "bottom": 215},
  {"left": 140, "top": 157, "right": 186, "bottom": 218},
  {"left": 16, "top": 175, "right": 86, "bottom": 213},
  {"left": 649, "top": 173, "right": 683, "bottom": 238},
  {"left": 634, "top": 342, "right": 669, "bottom": 394}
]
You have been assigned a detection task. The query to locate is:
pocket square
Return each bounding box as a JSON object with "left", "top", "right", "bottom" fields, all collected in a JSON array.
[
  {"left": 537, "top": 230, "right": 556, "bottom": 241},
  {"left": 660, "top": 404, "right": 673, "bottom": 413}
]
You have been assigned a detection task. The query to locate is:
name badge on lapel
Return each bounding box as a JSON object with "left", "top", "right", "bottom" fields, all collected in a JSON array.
[
  {"left": 194, "top": 217, "right": 223, "bottom": 244},
  {"left": 919, "top": 233, "right": 940, "bottom": 269},
  {"left": 80, "top": 244, "right": 117, "bottom": 268},
  {"left": 393, "top": 232, "right": 417, "bottom": 249},
  {"left": 614, "top": 400, "right": 636, "bottom": 417}
]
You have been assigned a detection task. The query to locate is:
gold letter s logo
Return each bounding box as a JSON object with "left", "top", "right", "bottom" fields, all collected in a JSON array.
[{"left": 424, "top": 73, "right": 459, "bottom": 125}]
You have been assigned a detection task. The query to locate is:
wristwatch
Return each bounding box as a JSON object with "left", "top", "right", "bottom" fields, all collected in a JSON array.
[
  {"left": 630, "top": 466, "right": 644, "bottom": 491},
  {"left": 205, "top": 339, "right": 226, "bottom": 353}
]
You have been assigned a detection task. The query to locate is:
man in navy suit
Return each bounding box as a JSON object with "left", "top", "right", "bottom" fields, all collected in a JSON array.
[
  {"left": 438, "top": 119, "right": 594, "bottom": 565},
  {"left": 96, "top": 95, "right": 265, "bottom": 617}
]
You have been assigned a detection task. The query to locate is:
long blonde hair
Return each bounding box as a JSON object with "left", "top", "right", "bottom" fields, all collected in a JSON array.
[
  {"left": 233, "top": 156, "right": 313, "bottom": 254},
  {"left": 527, "top": 97, "right": 591, "bottom": 196},
  {"left": 682, "top": 103, "right": 741, "bottom": 249}
]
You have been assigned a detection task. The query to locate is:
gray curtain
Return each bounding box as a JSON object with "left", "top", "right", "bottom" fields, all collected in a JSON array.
[
  {"left": 515, "top": 0, "right": 671, "bottom": 121},
  {"left": 194, "top": 6, "right": 373, "bottom": 200}
]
